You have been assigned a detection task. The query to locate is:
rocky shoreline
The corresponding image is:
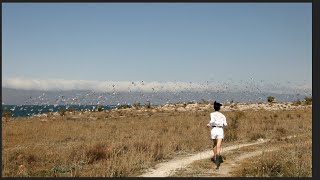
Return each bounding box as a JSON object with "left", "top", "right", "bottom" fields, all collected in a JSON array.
[
  {"left": 115, "top": 101, "right": 312, "bottom": 113},
  {"left": 53, "top": 101, "right": 312, "bottom": 115},
  {"left": 2, "top": 101, "right": 311, "bottom": 122}
]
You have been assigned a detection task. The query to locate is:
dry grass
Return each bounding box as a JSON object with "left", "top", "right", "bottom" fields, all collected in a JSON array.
[
  {"left": 2, "top": 105, "right": 312, "bottom": 177},
  {"left": 171, "top": 159, "right": 215, "bottom": 177},
  {"left": 231, "top": 137, "right": 312, "bottom": 177}
]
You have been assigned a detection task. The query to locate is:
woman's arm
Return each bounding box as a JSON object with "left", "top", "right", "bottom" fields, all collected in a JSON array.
[
  {"left": 223, "top": 115, "right": 228, "bottom": 126},
  {"left": 207, "top": 113, "right": 214, "bottom": 127}
]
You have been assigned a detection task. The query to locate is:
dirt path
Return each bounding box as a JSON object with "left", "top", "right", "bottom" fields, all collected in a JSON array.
[
  {"left": 140, "top": 139, "right": 270, "bottom": 177},
  {"left": 208, "top": 148, "right": 278, "bottom": 177}
]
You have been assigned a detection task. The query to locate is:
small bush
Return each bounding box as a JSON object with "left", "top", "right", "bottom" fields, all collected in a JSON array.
[
  {"left": 267, "top": 96, "right": 275, "bottom": 103},
  {"left": 26, "top": 154, "right": 39, "bottom": 165},
  {"left": 304, "top": 96, "right": 312, "bottom": 105},
  {"left": 85, "top": 143, "right": 111, "bottom": 164},
  {"left": 58, "top": 109, "right": 66, "bottom": 116},
  {"left": 117, "top": 104, "right": 132, "bottom": 109},
  {"left": 250, "top": 133, "right": 266, "bottom": 141},
  {"left": 66, "top": 107, "right": 76, "bottom": 112},
  {"left": 97, "top": 106, "right": 104, "bottom": 112},
  {"left": 2, "top": 110, "right": 13, "bottom": 118},
  {"left": 132, "top": 102, "right": 141, "bottom": 109},
  {"left": 51, "top": 164, "right": 71, "bottom": 174},
  {"left": 145, "top": 101, "right": 151, "bottom": 109},
  {"left": 152, "top": 142, "right": 165, "bottom": 161},
  {"left": 276, "top": 127, "right": 287, "bottom": 137},
  {"left": 293, "top": 99, "right": 302, "bottom": 106}
]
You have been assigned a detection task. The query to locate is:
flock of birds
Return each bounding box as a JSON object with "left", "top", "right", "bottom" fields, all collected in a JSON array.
[
  {"left": 4, "top": 78, "right": 311, "bottom": 117},
  {"left": 24, "top": 79, "right": 310, "bottom": 104}
]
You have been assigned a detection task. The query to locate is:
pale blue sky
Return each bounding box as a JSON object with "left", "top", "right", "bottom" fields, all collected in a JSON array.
[{"left": 2, "top": 3, "right": 312, "bottom": 90}]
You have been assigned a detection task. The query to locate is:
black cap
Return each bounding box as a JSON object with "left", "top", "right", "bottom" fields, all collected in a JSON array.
[{"left": 213, "top": 101, "right": 222, "bottom": 110}]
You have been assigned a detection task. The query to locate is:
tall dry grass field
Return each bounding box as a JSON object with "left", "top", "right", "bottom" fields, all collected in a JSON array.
[
  {"left": 228, "top": 134, "right": 312, "bottom": 177},
  {"left": 2, "top": 105, "right": 312, "bottom": 177}
]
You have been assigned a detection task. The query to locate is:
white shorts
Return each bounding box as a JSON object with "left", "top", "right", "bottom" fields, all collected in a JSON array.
[{"left": 210, "top": 127, "right": 224, "bottom": 139}]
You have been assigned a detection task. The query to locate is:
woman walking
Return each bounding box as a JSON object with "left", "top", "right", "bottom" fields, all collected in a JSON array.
[{"left": 207, "top": 101, "right": 227, "bottom": 169}]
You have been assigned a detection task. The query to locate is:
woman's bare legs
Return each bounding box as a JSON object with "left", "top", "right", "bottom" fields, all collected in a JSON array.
[
  {"left": 215, "top": 138, "right": 223, "bottom": 169},
  {"left": 212, "top": 139, "right": 217, "bottom": 160},
  {"left": 216, "top": 138, "right": 223, "bottom": 155}
]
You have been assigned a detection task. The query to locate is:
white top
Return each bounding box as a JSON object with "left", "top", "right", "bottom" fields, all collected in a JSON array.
[{"left": 207, "top": 111, "right": 227, "bottom": 127}]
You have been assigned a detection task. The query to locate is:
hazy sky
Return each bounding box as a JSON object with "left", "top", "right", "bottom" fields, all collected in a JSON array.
[{"left": 2, "top": 3, "right": 312, "bottom": 92}]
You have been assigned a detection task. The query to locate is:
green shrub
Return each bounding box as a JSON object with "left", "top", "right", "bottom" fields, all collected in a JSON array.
[
  {"left": 304, "top": 96, "right": 312, "bottom": 105},
  {"left": 66, "top": 107, "right": 76, "bottom": 113},
  {"left": 117, "top": 104, "right": 132, "bottom": 109},
  {"left": 58, "top": 109, "right": 66, "bottom": 116},
  {"left": 267, "top": 96, "right": 275, "bottom": 103},
  {"left": 293, "top": 99, "right": 302, "bottom": 105},
  {"left": 2, "top": 110, "right": 13, "bottom": 118},
  {"left": 97, "top": 105, "right": 104, "bottom": 112},
  {"left": 145, "top": 101, "right": 151, "bottom": 109},
  {"left": 133, "top": 102, "right": 141, "bottom": 108}
]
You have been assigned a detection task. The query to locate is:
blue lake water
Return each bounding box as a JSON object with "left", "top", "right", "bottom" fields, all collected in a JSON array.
[{"left": 2, "top": 105, "right": 117, "bottom": 117}]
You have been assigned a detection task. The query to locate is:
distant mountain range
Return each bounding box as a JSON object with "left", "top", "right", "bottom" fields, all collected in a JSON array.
[{"left": 2, "top": 87, "right": 311, "bottom": 105}]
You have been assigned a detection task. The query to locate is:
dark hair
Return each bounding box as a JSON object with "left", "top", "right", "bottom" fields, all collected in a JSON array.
[{"left": 213, "top": 101, "right": 222, "bottom": 111}]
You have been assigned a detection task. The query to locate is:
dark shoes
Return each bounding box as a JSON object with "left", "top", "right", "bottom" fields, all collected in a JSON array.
[
  {"left": 211, "top": 155, "right": 225, "bottom": 169},
  {"left": 219, "top": 155, "right": 224, "bottom": 163},
  {"left": 215, "top": 155, "right": 220, "bottom": 169}
]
